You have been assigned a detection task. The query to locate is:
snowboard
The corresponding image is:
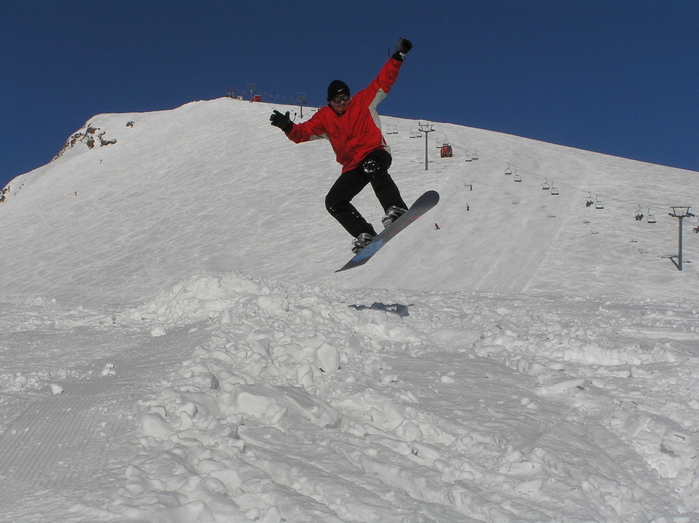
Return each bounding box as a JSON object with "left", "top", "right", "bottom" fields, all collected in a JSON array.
[{"left": 336, "top": 190, "right": 440, "bottom": 272}]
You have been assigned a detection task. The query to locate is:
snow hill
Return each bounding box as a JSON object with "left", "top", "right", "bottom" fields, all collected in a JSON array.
[
  {"left": 1, "top": 99, "right": 699, "bottom": 522},
  {"left": 2, "top": 98, "right": 698, "bottom": 304}
]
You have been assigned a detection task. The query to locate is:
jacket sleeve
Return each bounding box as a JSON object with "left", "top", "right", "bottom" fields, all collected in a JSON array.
[
  {"left": 286, "top": 109, "right": 329, "bottom": 144},
  {"left": 369, "top": 57, "right": 402, "bottom": 96},
  {"left": 349, "top": 56, "right": 402, "bottom": 112}
]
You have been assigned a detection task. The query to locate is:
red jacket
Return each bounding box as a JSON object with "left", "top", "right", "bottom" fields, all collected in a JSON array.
[{"left": 286, "top": 57, "right": 403, "bottom": 172}]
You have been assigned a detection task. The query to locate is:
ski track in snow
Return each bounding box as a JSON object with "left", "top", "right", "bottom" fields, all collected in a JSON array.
[{"left": 1, "top": 100, "right": 699, "bottom": 522}]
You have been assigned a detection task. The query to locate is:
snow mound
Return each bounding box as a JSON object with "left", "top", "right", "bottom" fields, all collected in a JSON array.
[
  {"left": 131, "top": 272, "right": 279, "bottom": 323},
  {"left": 2, "top": 99, "right": 698, "bottom": 306},
  {"left": 99, "top": 272, "right": 699, "bottom": 520}
]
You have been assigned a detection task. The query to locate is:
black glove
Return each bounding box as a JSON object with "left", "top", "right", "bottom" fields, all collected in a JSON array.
[
  {"left": 397, "top": 38, "right": 412, "bottom": 54},
  {"left": 270, "top": 110, "right": 292, "bottom": 133},
  {"left": 392, "top": 38, "right": 412, "bottom": 61}
]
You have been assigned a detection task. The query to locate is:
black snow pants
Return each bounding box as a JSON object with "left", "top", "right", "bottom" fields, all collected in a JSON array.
[{"left": 325, "top": 149, "right": 407, "bottom": 238}]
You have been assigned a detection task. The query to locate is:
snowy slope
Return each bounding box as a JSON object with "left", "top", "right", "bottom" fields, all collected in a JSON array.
[
  {"left": 2, "top": 98, "right": 697, "bottom": 306},
  {"left": 1, "top": 99, "right": 699, "bottom": 523}
]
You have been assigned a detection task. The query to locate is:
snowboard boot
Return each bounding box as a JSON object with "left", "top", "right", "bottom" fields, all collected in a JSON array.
[
  {"left": 382, "top": 205, "right": 407, "bottom": 228},
  {"left": 352, "top": 232, "right": 375, "bottom": 254}
]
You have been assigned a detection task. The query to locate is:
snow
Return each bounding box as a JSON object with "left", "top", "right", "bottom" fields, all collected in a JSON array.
[{"left": 1, "top": 98, "right": 699, "bottom": 522}]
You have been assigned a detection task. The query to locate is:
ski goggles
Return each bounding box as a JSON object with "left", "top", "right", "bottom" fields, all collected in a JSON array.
[{"left": 331, "top": 94, "right": 350, "bottom": 104}]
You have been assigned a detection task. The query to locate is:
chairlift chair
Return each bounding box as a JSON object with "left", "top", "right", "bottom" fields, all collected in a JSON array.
[
  {"left": 647, "top": 209, "right": 657, "bottom": 223},
  {"left": 542, "top": 178, "right": 550, "bottom": 190},
  {"left": 595, "top": 197, "right": 604, "bottom": 209},
  {"left": 550, "top": 185, "right": 559, "bottom": 195},
  {"left": 505, "top": 164, "right": 512, "bottom": 175},
  {"left": 472, "top": 150, "right": 479, "bottom": 160},
  {"left": 514, "top": 171, "right": 522, "bottom": 182}
]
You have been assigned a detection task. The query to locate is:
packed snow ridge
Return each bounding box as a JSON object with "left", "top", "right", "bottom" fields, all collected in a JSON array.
[{"left": 1, "top": 98, "right": 699, "bottom": 522}]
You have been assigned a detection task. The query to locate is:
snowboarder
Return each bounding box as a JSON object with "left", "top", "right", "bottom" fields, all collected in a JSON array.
[{"left": 270, "top": 38, "right": 413, "bottom": 253}]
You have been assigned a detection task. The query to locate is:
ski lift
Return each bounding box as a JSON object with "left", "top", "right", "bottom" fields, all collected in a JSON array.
[
  {"left": 505, "top": 164, "right": 512, "bottom": 175},
  {"left": 514, "top": 171, "right": 522, "bottom": 182},
  {"left": 550, "top": 185, "right": 559, "bottom": 195},
  {"left": 472, "top": 150, "right": 479, "bottom": 160},
  {"left": 647, "top": 208, "right": 656, "bottom": 223},
  {"left": 670, "top": 206, "right": 693, "bottom": 218},
  {"left": 464, "top": 153, "right": 472, "bottom": 162},
  {"left": 409, "top": 129, "right": 417, "bottom": 138},
  {"left": 595, "top": 197, "right": 604, "bottom": 209},
  {"left": 586, "top": 192, "right": 595, "bottom": 207},
  {"left": 635, "top": 205, "right": 644, "bottom": 221},
  {"left": 440, "top": 144, "right": 453, "bottom": 157},
  {"left": 542, "top": 178, "right": 550, "bottom": 190}
]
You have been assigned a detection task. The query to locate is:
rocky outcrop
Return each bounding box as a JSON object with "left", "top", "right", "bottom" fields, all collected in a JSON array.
[{"left": 53, "top": 123, "right": 117, "bottom": 161}]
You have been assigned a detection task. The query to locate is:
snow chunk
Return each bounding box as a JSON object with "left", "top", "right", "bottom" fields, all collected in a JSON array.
[
  {"left": 229, "top": 387, "right": 276, "bottom": 418},
  {"left": 395, "top": 420, "right": 423, "bottom": 442},
  {"left": 256, "top": 294, "right": 288, "bottom": 315},
  {"left": 221, "top": 384, "right": 339, "bottom": 428},
  {"left": 314, "top": 342, "right": 340, "bottom": 374},
  {"left": 140, "top": 412, "right": 173, "bottom": 439},
  {"left": 535, "top": 378, "right": 585, "bottom": 395},
  {"left": 515, "top": 478, "right": 543, "bottom": 494},
  {"left": 150, "top": 326, "right": 166, "bottom": 337},
  {"left": 50, "top": 383, "right": 63, "bottom": 394}
]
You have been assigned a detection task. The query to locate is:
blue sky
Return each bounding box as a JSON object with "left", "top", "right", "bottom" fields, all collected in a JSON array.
[{"left": 2, "top": 1, "right": 698, "bottom": 190}]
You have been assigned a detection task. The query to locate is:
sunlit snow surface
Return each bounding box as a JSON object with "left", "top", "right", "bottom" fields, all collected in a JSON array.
[{"left": 1, "top": 99, "right": 699, "bottom": 522}]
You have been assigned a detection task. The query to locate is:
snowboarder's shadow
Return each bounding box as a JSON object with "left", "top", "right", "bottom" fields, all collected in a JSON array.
[{"left": 349, "top": 302, "right": 410, "bottom": 317}]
